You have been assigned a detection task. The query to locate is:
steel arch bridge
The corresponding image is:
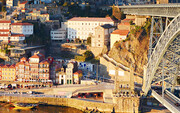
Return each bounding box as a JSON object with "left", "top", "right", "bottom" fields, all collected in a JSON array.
[
  {"left": 142, "top": 13, "right": 180, "bottom": 112},
  {"left": 143, "top": 13, "right": 180, "bottom": 95}
]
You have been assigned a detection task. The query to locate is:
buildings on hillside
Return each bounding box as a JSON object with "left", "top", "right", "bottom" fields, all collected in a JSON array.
[
  {"left": 67, "top": 17, "right": 114, "bottom": 40},
  {"left": 50, "top": 28, "right": 66, "bottom": 42},
  {"left": 91, "top": 24, "right": 115, "bottom": 56},
  {"left": 0, "top": 53, "right": 86, "bottom": 85},
  {"left": 11, "top": 23, "right": 33, "bottom": 36},
  {"left": 26, "top": 9, "right": 50, "bottom": 22},
  {"left": 0, "top": 20, "right": 33, "bottom": 43}
]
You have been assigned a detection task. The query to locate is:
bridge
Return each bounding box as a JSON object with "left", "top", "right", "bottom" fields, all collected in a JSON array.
[
  {"left": 118, "top": 4, "right": 180, "bottom": 113},
  {"left": 118, "top": 4, "right": 180, "bottom": 17}
]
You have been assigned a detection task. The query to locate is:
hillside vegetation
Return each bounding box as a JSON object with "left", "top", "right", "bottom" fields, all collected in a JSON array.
[{"left": 108, "top": 21, "right": 151, "bottom": 74}]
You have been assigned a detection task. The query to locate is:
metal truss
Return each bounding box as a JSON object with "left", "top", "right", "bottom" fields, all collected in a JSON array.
[
  {"left": 148, "top": 16, "right": 163, "bottom": 59},
  {"left": 144, "top": 14, "right": 180, "bottom": 95},
  {"left": 118, "top": 5, "right": 180, "bottom": 17}
]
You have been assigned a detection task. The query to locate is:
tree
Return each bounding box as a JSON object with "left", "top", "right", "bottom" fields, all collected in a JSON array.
[
  {"left": 83, "top": 50, "right": 94, "bottom": 61},
  {"left": 112, "top": 5, "right": 121, "bottom": 20},
  {"left": 2, "top": 6, "right": 6, "bottom": 12},
  {"left": 129, "top": 20, "right": 133, "bottom": 25}
]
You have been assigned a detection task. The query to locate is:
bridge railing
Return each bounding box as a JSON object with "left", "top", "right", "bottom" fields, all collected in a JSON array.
[
  {"left": 165, "top": 90, "right": 180, "bottom": 104},
  {"left": 144, "top": 13, "right": 180, "bottom": 94},
  {"left": 151, "top": 90, "right": 179, "bottom": 113}
]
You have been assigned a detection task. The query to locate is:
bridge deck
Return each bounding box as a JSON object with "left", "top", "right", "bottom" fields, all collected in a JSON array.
[{"left": 118, "top": 4, "right": 180, "bottom": 17}]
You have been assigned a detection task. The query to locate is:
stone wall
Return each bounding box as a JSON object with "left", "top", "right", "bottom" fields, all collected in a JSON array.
[{"left": 0, "top": 96, "right": 139, "bottom": 113}]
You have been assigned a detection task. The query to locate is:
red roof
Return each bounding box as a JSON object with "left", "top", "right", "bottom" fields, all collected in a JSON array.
[
  {"left": 20, "top": 57, "right": 27, "bottom": 61},
  {"left": 0, "top": 34, "right": 9, "bottom": 37},
  {"left": 9, "top": 64, "right": 15, "bottom": 68},
  {"left": 74, "top": 70, "right": 82, "bottom": 74},
  {"left": 0, "top": 20, "right": 11, "bottom": 23},
  {"left": 2, "top": 65, "right": 10, "bottom": 68},
  {"left": 118, "top": 22, "right": 130, "bottom": 26},
  {"left": 68, "top": 17, "right": 114, "bottom": 22},
  {"left": 0, "top": 29, "right": 9, "bottom": 32},
  {"left": 20, "top": 1, "right": 28, "bottom": 4},
  {"left": 11, "top": 23, "right": 33, "bottom": 26},
  {"left": 30, "top": 53, "right": 44, "bottom": 59},
  {"left": 111, "top": 30, "right": 129, "bottom": 36},
  {"left": 40, "top": 60, "right": 49, "bottom": 64},
  {"left": 11, "top": 34, "right": 25, "bottom": 37},
  {"left": 30, "top": 54, "right": 40, "bottom": 58}
]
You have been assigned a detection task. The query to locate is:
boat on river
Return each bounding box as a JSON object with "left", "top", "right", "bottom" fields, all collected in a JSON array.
[{"left": 12, "top": 103, "right": 38, "bottom": 110}]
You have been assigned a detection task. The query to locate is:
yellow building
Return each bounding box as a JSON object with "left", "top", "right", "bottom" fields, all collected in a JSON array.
[{"left": 1, "top": 64, "right": 16, "bottom": 81}]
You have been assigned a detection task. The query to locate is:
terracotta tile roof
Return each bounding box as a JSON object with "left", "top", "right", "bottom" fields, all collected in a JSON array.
[
  {"left": 40, "top": 60, "right": 49, "bottom": 64},
  {"left": 2, "top": 65, "right": 10, "bottom": 68},
  {"left": 74, "top": 70, "right": 82, "bottom": 74},
  {"left": 0, "top": 20, "right": 11, "bottom": 23},
  {"left": 11, "top": 34, "right": 25, "bottom": 37},
  {"left": 9, "top": 64, "right": 15, "bottom": 68},
  {"left": 0, "top": 29, "right": 10, "bottom": 32},
  {"left": 20, "top": 1, "right": 28, "bottom": 4},
  {"left": 111, "top": 30, "right": 129, "bottom": 36},
  {"left": 68, "top": 17, "right": 114, "bottom": 22},
  {"left": 17, "top": 62, "right": 25, "bottom": 65},
  {"left": 121, "top": 18, "right": 135, "bottom": 23},
  {"left": 118, "top": 22, "right": 130, "bottom": 26},
  {"left": 30, "top": 54, "right": 40, "bottom": 58},
  {"left": 20, "top": 57, "right": 27, "bottom": 61},
  {"left": 11, "top": 23, "right": 33, "bottom": 26},
  {"left": 0, "top": 34, "right": 9, "bottom": 37}
]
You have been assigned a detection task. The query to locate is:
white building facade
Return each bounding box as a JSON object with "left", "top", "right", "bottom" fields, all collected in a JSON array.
[
  {"left": 67, "top": 17, "right": 114, "bottom": 40},
  {"left": 51, "top": 28, "right": 66, "bottom": 42},
  {"left": 0, "top": 20, "right": 11, "bottom": 30},
  {"left": 11, "top": 23, "right": 33, "bottom": 36},
  {"left": 0, "top": 34, "right": 25, "bottom": 43},
  {"left": 6, "top": 0, "right": 14, "bottom": 7}
]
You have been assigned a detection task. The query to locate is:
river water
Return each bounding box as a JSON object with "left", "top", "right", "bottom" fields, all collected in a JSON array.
[{"left": 0, "top": 104, "right": 83, "bottom": 113}]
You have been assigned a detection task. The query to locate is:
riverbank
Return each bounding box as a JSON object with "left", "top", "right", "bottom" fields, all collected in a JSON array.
[
  {"left": 0, "top": 96, "right": 139, "bottom": 113},
  {"left": 0, "top": 96, "right": 115, "bottom": 113}
]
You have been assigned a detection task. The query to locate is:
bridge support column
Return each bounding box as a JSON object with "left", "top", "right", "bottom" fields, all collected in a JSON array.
[
  {"left": 162, "top": 58, "right": 165, "bottom": 98},
  {"left": 148, "top": 16, "right": 163, "bottom": 59},
  {"left": 142, "top": 65, "right": 147, "bottom": 93}
]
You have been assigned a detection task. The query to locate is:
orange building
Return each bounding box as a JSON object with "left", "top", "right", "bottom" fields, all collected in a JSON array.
[
  {"left": 73, "top": 70, "right": 83, "bottom": 84},
  {"left": 16, "top": 53, "right": 50, "bottom": 82}
]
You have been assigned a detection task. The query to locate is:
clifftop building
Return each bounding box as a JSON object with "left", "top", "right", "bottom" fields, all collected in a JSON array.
[{"left": 67, "top": 17, "right": 114, "bottom": 40}]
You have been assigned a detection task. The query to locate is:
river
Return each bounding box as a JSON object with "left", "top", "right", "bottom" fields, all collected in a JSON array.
[{"left": 0, "top": 104, "right": 83, "bottom": 113}]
